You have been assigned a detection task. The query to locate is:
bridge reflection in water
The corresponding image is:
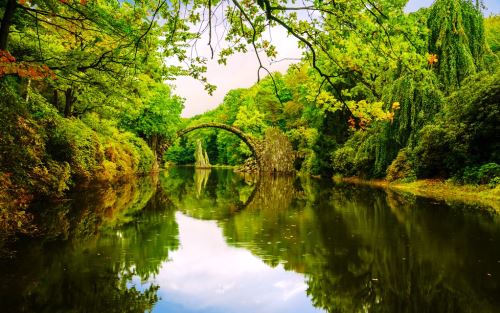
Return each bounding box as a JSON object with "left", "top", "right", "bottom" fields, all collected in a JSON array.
[
  {"left": 1, "top": 167, "right": 499, "bottom": 313},
  {"left": 160, "top": 167, "right": 500, "bottom": 313}
]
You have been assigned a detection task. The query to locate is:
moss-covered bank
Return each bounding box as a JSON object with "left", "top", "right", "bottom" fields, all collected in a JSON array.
[
  {"left": 337, "top": 177, "right": 500, "bottom": 212},
  {"left": 0, "top": 81, "right": 157, "bottom": 239}
]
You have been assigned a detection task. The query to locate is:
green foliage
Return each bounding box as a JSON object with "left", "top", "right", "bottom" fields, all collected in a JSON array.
[
  {"left": 0, "top": 0, "right": 187, "bottom": 232},
  {"left": 234, "top": 105, "right": 267, "bottom": 134},
  {"left": 413, "top": 69, "right": 500, "bottom": 178},
  {"left": 488, "top": 177, "right": 500, "bottom": 188},
  {"left": 121, "top": 82, "right": 184, "bottom": 159},
  {"left": 374, "top": 72, "right": 444, "bottom": 177},
  {"left": 164, "top": 137, "right": 195, "bottom": 165},
  {"left": 428, "top": 0, "right": 486, "bottom": 91},
  {"left": 323, "top": 1, "right": 494, "bottom": 182},
  {"left": 484, "top": 16, "right": 500, "bottom": 66},
  {"left": 50, "top": 117, "right": 104, "bottom": 180},
  {"left": 413, "top": 124, "right": 466, "bottom": 178},
  {"left": 383, "top": 71, "right": 443, "bottom": 143},
  {"left": 330, "top": 127, "right": 379, "bottom": 178},
  {"left": 0, "top": 80, "right": 71, "bottom": 200},
  {"left": 0, "top": 78, "right": 156, "bottom": 212},
  {"left": 331, "top": 147, "right": 356, "bottom": 177},
  {"left": 456, "top": 163, "right": 500, "bottom": 185},
  {"left": 170, "top": 0, "right": 494, "bottom": 182},
  {"left": 386, "top": 149, "right": 416, "bottom": 182},
  {"left": 2, "top": 0, "right": 498, "bottom": 239},
  {"left": 485, "top": 16, "right": 500, "bottom": 53}
]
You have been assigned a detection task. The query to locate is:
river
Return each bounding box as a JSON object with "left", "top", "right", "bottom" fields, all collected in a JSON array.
[{"left": 0, "top": 167, "right": 499, "bottom": 312}]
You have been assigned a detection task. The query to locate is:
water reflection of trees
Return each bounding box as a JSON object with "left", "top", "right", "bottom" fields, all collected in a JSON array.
[
  {"left": 0, "top": 176, "right": 179, "bottom": 313},
  {"left": 179, "top": 170, "right": 500, "bottom": 313},
  {"left": 159, "top": 167, "right": 256, "bottom": 220},
  {"left": 306, "top": 186, "right": 500, "bottom": 313},
  {"left": 18, "top": 167, "right": 497, "bottom": 313}
]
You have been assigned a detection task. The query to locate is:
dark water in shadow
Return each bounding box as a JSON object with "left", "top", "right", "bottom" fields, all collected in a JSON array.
[{"left": 1, "top": 167, "right": 499, "bottom": 313}]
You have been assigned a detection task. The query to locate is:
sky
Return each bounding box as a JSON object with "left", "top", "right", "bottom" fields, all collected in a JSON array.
[
  {"left": 172, "top": 0, "right": 500, "bottom": 118},
  {"left": 129, "top": 212, "right": 323, "bottom": 313},
  {"left": 172, "top": 26, "right": 301, "bottom": 118}
]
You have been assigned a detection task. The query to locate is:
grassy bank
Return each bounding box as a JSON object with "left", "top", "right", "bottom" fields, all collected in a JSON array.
[
  {"left": 336, "top": 177, "right": 500, "bottom": 212},
  {"left": 0, "top": 82, "right": 158, "bottom": 239},
  {"left": 165, "top": 164, "right": 236, "bottom": 169}
]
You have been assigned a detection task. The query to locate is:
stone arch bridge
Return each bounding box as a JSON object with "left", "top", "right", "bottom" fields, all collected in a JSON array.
[{"left": 175, "top": 122, "right": 295, "bottom": 173}]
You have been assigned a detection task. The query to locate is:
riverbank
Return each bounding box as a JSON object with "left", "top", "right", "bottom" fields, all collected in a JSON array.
[
  {"left": 165, "top": 164, "right": 236, "bottom": 169},
  {"left": 336, "top": 177, "right": 500, "bottom": 212}
]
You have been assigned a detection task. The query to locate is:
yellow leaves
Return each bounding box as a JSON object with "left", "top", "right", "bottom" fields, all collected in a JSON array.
[
  {"left": 308, "top": 90, "right": 337, "bottom": 110},
  {"left": 303, "top": 127, "right": 319, "bottom": 146},
  {"left": 344, "top": 100, "right": 392, "bottom": 129},
  {"left": 387, "top": 112, "right": 395, "bottom": 123},
  {"left": 392, "top": 101, "right": 401, "bottom": 110},
  {"left": 428, "top": 53, "right": 439, "bottom": 65}
]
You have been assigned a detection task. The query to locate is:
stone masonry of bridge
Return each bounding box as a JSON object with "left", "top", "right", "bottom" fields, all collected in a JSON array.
[{"left": 176, "top": 123, "right": 295, "bottom": 174}]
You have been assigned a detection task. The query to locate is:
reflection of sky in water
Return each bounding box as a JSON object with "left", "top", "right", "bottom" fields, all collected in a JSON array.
[{"left": 128, "top": 212, "right": 324, "bottom": 313}]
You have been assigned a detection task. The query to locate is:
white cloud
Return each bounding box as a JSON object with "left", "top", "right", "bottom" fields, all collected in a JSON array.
[
  {"left": 128, "top": 212, "right": 323, "bottom": 313},
  {"left": 170, "top": 26, "right": 301, "bottom": 118}
]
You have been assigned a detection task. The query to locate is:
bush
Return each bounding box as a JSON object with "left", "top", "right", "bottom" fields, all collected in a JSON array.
[
  {"left": 489, "top": 177, "right": 500, "bottom": 188},
  {"left": 331, "top": 147, "right": 356, "bottom": 176},
  {"left": 48, "top": 118, "right": 104, "bottom": 180},
  {"left": 412, "top": 124, "right": 466, "bottom": 178},
  {"left": 413, "top": 70, "right": 500, "bottom": 179},
  {"left": 444, "top": 70, "right": 500, "bottom": 165},
  {"left": 386, "top": 149, "right": 416, "bottom": 182},
  {"left": 1, "top": 80, "right": 156, "bottom": 206},
  {"left": 457, "top": 163, "right": 500, "bottom": 185}
]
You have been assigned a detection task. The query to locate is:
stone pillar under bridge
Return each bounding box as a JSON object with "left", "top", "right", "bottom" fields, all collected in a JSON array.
[{"left": 175, "top": 123, "right": 295, "bottom": 174}]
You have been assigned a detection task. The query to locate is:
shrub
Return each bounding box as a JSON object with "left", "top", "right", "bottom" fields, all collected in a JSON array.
[
  {"left": 489, "top": 177, "right": 500, "bottom": 188},
  {"left": 48, "top": 118, "right": 104, "bottom": 180},
  {"left": 413, "top": 124, "right": 467, "bottom": 178},
  {"left": 413, "top": 70, "right": 500, "bottom": 179},
  {"left": 478, "top": 163, "right": 500, "bottom": 184},
  {"left": 458, "top": 163, "right": 500, "bottom": 185},
  {"left": 331, "top": 146, "right": 356, "bottom": 176},
  {"left": 386, "top": 149, "right": 416, "bottom": 182}
]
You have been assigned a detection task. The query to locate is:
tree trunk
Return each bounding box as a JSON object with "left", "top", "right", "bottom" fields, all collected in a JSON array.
[
  {"left": 64, "top": 88, "right": 74, "bottom": 117},
  {"left": 0, "top": 0, "right": 17, "bottom": 50},
  {"left": 24, "top": 78, "right": 31, "bottom": 102},
  {"left": 150, "top": 134, "right": 158, "bottom": 156},
  {"left": 53, "top": 89, "right": 59, "bottom": 111}
]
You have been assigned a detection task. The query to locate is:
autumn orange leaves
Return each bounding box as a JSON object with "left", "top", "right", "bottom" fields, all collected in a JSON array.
[{"left": 0, "top": 50, "right": 55, "bottom": 79}]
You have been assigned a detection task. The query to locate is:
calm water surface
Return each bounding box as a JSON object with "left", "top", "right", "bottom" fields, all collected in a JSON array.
[{"left": 1, "top": 167, "right": 499, "bottom": 312}]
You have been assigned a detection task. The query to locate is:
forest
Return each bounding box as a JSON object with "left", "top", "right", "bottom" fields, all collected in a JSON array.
[
  {"left": 1, "top": 0, "right": 499, "bottom": 238},
  {"left": 167, "top": 1, "right": 499, "bottom": 181}
]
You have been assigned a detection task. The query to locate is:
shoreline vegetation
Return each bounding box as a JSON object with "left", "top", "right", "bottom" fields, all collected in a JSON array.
[
  {"left": 1, "top": 1, "right": 499, "bottom": 239},
  {"left": 336, "top": 176, "right": 500, "bottom": 212},
  {"left": 165, "top": 163, "right": 236, "bottom": 169}
]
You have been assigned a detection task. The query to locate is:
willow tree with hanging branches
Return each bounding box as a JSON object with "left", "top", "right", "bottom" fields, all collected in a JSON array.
[{"left": 428, "top": 0, "right": 487, "bottom": 92}]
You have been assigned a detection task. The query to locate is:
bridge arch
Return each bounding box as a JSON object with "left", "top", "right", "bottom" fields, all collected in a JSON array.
[{"left": 175, "top": 122, "right": 262, "bottom": 169}]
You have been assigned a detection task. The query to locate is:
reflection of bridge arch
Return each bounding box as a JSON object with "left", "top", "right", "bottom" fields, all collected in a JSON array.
[
  {"left": 161, "top": 168, "right": 297, "bottom": 219},
  {"left": 176, "top": 123, "right": 262, "bottom": 170}
]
